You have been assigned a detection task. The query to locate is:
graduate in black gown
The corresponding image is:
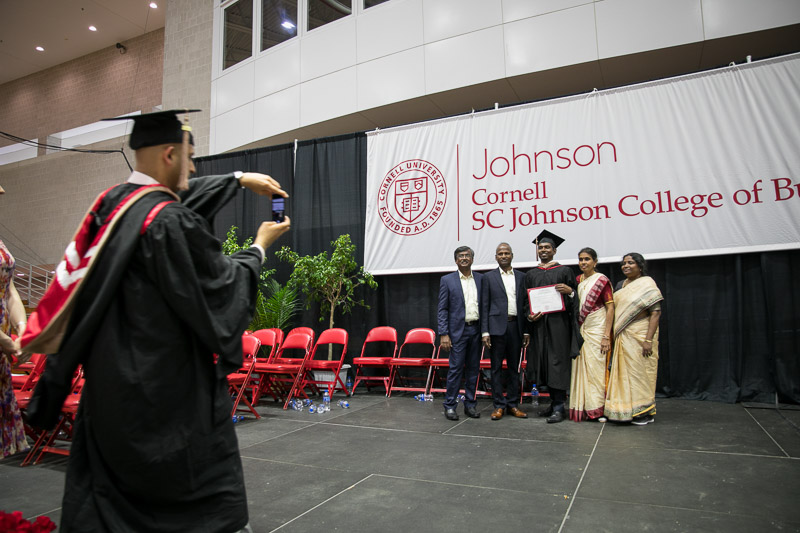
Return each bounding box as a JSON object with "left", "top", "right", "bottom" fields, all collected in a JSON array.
[
  {"left": 523, "top": 230, "right": 581, "bottom": 424},
  {"left": 24, "top": 110, "right": 291, "bottom": 532}
]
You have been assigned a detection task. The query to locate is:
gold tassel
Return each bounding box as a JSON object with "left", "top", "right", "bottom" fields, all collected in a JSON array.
[{"left": 180, "top": 114, "right": 192, "bottom": 184}]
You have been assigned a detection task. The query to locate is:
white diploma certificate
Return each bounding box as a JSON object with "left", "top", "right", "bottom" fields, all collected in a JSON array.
[{"left": 527, "top": 285, "right": 565, "bottom": 315}]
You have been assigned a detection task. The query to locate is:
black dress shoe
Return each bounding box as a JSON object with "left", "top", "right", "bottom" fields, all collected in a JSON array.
[
  {"left": 445, "top": 408, "right": 459, "bottom": 421},
  {"left": 464, "top": 406, "right": 481, "bottom": 418},
  {"left": 546, "top": 410, "right": 565, "bottom": 424}
]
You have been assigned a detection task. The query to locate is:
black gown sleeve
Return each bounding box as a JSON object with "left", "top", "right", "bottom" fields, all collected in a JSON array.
[
  {"left": 140, "top": 204, "right": 262, "bottom": 375},
  {"left": 179, "top": 174, "right": 240, "bottom": 222}
]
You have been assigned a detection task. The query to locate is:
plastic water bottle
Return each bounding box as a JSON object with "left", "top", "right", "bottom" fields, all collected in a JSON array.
[
  {"left": 232, "top": 415, "right": 244, "bottom": 423},
  {"left": 322, "top": 391, "right": 331, "bottom": 412},
  {"left": 317, "top": 403, "right": 325, "bottom": 414},
  {"left": 290, "top": 399, "right": 304, "bottom": 411},
  {"left": 457, "top": 394, "right": 465, "bottom": 403},
  {"left": 337, "top": 399, "right": 350, "bottom": 408},
  {"left": 308, "top": 403, "right": 316, "bottom": 414},
  {"left": 414, "top": 394, "right": 425, "bottom": 401},
  {"left": 346, "top": 376, "right": 353, "bottom": 394},
  {"left": 424, "top": 394, "right": 433, "bottom": 402},
  {"left": 530, "top": 384, "right": 539, "bottom": 408},
  {"left": 303, "top": 398, "right": 313, "bottom": 407}
]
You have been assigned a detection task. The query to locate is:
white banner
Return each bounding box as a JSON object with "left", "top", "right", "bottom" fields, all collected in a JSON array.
[{"left": 365, "top": 54, "right": 800, "bottom": 275}]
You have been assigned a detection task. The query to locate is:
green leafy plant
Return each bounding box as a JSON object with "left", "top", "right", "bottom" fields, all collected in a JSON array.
[
  {"left": 260, "top": 278, "right": 303, "bottom": 332},
  {"left": 277, "top": 234, "right": 378, "bottom": 358},
  {"left": 221, "top": 226, "right": 276, "bottom": 331}
]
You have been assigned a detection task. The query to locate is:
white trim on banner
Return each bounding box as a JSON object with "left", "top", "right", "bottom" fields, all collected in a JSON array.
[{"left": 365, "top": 53, "right": 800, "bottom": 275}]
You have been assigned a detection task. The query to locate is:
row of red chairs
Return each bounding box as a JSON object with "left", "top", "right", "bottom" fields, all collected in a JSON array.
[
  {"left": 227, "top": 327, "right": 351, "bottom": 413},
  {"left": 229, "top": 326, "right": 444, "bottom": 413},
  {"left": 351, "top": 326, "right": 535, "bottom": 400},
  {"left": 10, "top": 326, "right": 534, "bottom": 466},
  {"left": 9, "top": 350, "right": 83, "bottom": 467}
]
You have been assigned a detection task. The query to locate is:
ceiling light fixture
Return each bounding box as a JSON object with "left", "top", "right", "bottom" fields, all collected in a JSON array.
[
  {"left": 35, "top": 46, "right": 44, "bottom": 51},
  {"left": 89, "top": 25, "right": 97, "bottom": 31},
  {"left": 149, "top": 2, "right": 158, "bottom": 8},
  {"left": 281, "top": 21, "right": 296, "bottom": 30}
]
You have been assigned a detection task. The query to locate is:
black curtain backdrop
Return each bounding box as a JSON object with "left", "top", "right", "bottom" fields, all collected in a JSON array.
[
  {"left": 196, "top": 133, "right": 800, "bottom": 405},
  {"left": 196, "top": 143, "right": 295, "bottom": 278}
]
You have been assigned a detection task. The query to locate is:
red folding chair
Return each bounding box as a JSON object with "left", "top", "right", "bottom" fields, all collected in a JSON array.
[
  {"left": 14, "top": 353, "right": 47, "bottom": 443},
  {"left": 227, "top": 335, "right": 261, "bottom": 419},
  {"left": 13, "top": 353, "right": 46, "bottom": 402},
  {"left": 250, "top": 329, "right": 280, "bottom": 405},
  {"left": 351, "top": 326, "right": 397, "bottom": 396},
  {"left": 473, "top": 345, "right": 493, "bottom": 397},
  {"left": 472, "top": 346, "right": 527, "bottom": 398},
  {"left": 287, "top": 327, "right": 314, "bottom": 345},
  {"left": 252, "top": 329, "right": 280, "bottom": 363},
  {"left": 427, "top": 342, "right": 452, "bottom": 395},
  {"left": 254, "top": 330, "right": 313, "bottom": 409},
  {"left": 299, "top": 328, "right": 349, "bottom": 398},
  {"left": 388, "top": 328, "right": 437, "bottom": 398},
  {"left": 22, "top": 365, "right": 84, "bottom": 467},
  {"left": 268, "top": 328, "right": 285, "bottom": 349},
  {"left": 518, "top": 347, "right": 550, "bottom": 401}
]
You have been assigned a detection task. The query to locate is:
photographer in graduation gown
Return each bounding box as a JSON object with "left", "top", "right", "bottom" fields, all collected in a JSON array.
[{"left": 22, "top": 110, "right": 290, "bottom": 533}]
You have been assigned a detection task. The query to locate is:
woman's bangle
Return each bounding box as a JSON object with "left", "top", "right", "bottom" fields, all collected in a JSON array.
[{"left": 644, "top": 339, "right": 652, "bottom": 342}]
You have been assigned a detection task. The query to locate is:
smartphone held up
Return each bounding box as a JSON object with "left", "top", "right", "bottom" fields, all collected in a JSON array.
[{"left": 272, "top": 194, "right": 286, "bottom": 223}]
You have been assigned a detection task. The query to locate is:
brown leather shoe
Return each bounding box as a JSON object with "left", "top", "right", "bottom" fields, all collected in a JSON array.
[
  {"left": 490, "top": 408, "right": 504, "bottom": 420},
  {"left": 506, "top": 407, "right": 528, "bottom": 418}
]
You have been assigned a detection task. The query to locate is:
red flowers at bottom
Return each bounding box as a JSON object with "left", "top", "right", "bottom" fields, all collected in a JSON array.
[{"left": 0, "top": 510, "right": 56, "bottom": 532}]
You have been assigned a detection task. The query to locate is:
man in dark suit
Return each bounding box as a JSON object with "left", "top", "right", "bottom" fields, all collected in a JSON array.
[
  {"left": 481, "top": 243, "right": 528, "bottom": 421},
  {"left": 438, "top": 246, "right": 483, "bottom": 421}
]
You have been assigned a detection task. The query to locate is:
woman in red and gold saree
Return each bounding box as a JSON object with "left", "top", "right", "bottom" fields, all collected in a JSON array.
[
  {"left": 605, "top": 253, "right": 663, "bottom": 425},
  {"left": 568, "top": 248, "right": 614, "bottom": 422}
]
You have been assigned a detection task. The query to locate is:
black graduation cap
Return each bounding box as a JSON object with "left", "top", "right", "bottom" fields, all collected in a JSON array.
[
  {"left": 532, "top": 229, "right": 565, "bottom": 249},
  {"left": 101, "top": 109, "right": 200, "bottom": 149}
]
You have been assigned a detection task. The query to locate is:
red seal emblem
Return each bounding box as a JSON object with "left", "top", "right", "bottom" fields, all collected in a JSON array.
[{"left": 377, "top": 159, "right": 447, "bottom": 235}]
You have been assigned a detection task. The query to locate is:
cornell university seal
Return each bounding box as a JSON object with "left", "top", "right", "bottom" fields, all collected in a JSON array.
[{"left": 377, "top": 159, "right": 447, "bottom": 235}]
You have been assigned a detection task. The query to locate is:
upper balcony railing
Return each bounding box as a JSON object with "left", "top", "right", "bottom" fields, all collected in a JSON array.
[{"left": 13, "top": 257, "right": 52, "bottom": 308}]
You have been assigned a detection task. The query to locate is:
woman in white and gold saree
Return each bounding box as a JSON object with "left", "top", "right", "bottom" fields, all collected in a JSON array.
[{"left": 605, "top": 253, "right": 663, "bottom": 425}]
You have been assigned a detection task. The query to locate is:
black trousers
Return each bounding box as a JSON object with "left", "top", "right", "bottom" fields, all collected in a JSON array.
[
  {"left": 550, "top": 388, "right": 567, "bottom": 410},
  {"left": 444, "top": 323, "right": 481, "bottom": 410},
  {"left": 489, "top": 323, "right": 522, "bottom": 409}
]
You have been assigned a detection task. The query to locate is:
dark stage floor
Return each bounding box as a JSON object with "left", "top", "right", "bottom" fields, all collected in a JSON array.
[{"left": 2, "top": 395, "right": 800, "bottom": 532}]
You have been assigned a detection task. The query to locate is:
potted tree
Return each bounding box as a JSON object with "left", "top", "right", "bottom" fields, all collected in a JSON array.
[{"left": 277, "top": 234, "right": 377, "bottom": 366}]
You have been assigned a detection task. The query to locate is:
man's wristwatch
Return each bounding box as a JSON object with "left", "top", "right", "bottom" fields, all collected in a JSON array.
[{"left": 233, "top": 171, "right": 245, "bottom": 187}]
